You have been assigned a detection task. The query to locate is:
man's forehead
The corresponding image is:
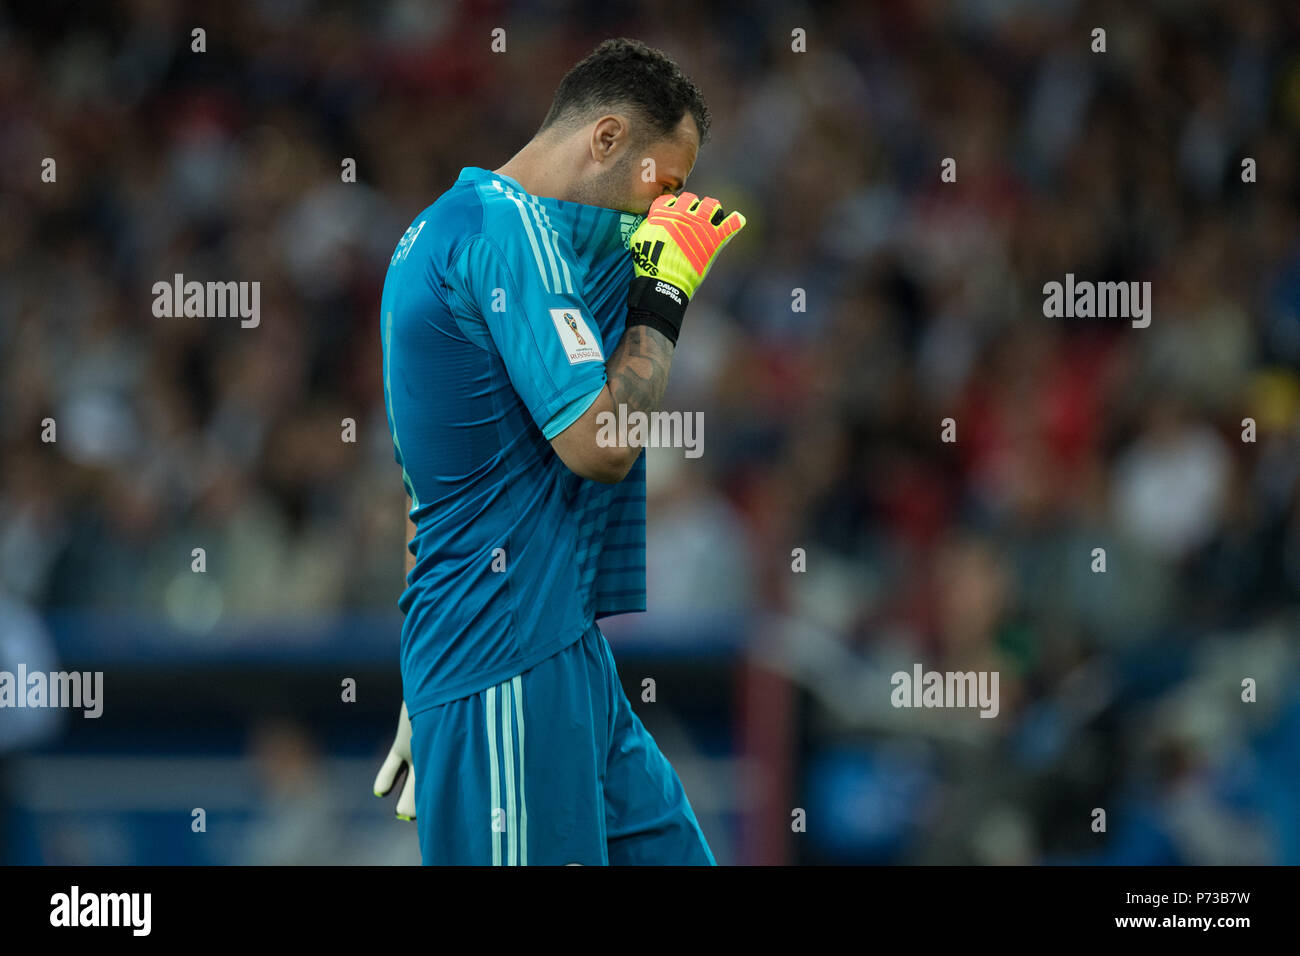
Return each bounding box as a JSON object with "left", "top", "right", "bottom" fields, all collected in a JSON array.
[
  {"left": 678, "top": 110, "right": 700, "bottom": 143},
  {"left": 676, "top": 114, "right": 700, "bottom": 159},
  {"left": 663, "top": 118, "right": 699, "bottom": 177}
]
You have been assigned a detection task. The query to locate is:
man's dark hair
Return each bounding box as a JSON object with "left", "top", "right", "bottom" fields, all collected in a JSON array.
[{"left": 539, "top": 38, "right": 710, "bottom": 147}]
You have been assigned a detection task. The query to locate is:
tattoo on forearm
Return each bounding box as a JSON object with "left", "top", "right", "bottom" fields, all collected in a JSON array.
[{"left": 607, "top": 324, "right": 673, "bottom": 415}]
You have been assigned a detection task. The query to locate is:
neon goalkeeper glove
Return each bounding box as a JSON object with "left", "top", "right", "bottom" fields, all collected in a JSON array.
[
  {"left": 626, "top": 192, "right": 745, "bottom": 345},
  {"left": 373, "top": 701, "right": 416, "bottom": 821}
]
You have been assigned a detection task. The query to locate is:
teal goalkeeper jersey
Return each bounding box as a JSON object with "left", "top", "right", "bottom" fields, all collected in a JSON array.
[{"left": 380, "top": 166, "right": 647, "bottom": 717}]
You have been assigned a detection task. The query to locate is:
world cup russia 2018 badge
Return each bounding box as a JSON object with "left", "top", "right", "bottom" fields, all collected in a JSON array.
[
  {"left": 549, "top": 308, "right": 603, "bottom": 364},
  {"left": 564, "top": 312, "right": 586, "bottom": 345}
]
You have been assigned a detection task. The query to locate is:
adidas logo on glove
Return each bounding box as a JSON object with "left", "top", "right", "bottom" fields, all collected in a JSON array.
[{"left": 630, "top": 238, "right": 664, "bottom": 276}]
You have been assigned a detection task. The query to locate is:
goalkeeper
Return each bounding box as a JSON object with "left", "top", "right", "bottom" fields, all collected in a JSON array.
[{"left": 375, "top": 38, "right": 744, "bottom": 865}]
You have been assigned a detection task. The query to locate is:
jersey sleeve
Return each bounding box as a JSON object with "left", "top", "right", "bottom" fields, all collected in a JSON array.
[
  {"left": 447, "top": 232, "right": 608, "bottom": 437},
  {"left": 542, "top": 384, "right": 605, "bottom": 441}
]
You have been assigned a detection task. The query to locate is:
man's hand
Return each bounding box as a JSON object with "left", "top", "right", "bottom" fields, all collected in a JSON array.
[
  {"left": 624, "top": 192, "right": 746, "bottom": 345},
  {"left": 373, "top": 701, "right": 416, "bottom": 821},
  {"left": 629, "top": 192, "right": 746, "bottom": 300}
]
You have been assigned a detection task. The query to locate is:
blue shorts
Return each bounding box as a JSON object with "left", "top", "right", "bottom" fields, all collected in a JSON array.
[{"left": 408, "top": 621, "right": 715, "bottom": 865}]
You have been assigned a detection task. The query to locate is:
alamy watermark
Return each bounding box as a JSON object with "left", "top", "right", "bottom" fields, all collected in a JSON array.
[
  {"left": 891, "top": 663, "right": 999, "bottom": 718},
  {"left": 1042, "top": 273, "right": 1151, "bottom": 328},
  {"left": 152, "top": 273, "right": 260, "bottom": 327},
  {"left": 50, "top": 886, "right": 150, "bottom": 936},
  {"left": 596, "top": 403, "right": 703, "bottom": 458},
  {"left": 0, "top": 666, "right": 103, "bottom": 718}
]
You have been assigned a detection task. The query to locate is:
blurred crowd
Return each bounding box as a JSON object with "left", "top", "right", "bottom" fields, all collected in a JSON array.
[{"left": 2, "top": 0, "right": 1299, "bottom": 863}]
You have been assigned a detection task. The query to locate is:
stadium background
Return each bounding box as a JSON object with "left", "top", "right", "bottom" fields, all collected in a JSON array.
[{"left": 2, "top": 0, "right": 1299, "bottom": 864}]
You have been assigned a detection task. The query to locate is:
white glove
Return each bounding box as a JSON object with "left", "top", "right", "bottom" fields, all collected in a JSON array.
[{"left": 373, "top": 701, "right": 416, "bottom": 821}]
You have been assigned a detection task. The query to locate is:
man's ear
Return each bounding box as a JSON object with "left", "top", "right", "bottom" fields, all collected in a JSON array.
[{"left": 591, "top": 114, "right": 630, "bottom": 161}]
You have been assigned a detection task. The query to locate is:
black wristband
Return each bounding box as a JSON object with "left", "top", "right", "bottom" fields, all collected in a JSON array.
[
  {"left": 626, "top": 274, "right": 689, "bottom": 345},
  {"left": 626, "top": 306, "right": 681, "bottom": 345}
]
